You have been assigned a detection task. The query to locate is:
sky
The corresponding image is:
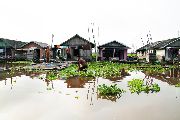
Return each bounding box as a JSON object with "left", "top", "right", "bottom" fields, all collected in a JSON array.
[{"left": 0, "top": 0, "right": 180, "bottom": 52}]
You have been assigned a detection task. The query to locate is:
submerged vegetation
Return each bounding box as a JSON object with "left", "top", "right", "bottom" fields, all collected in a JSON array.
[{"left": 128, "top": 79, "right": 160, "bottom": 94}]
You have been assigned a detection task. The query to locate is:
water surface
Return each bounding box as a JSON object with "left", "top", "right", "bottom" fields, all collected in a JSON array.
[{"left": 0, "top": 69, "right": 180, "bottom": 120}]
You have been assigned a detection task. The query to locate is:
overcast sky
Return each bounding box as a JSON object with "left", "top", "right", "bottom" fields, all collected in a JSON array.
[{"left": 0, "top": 0, "right": 180, "bottom": 51}]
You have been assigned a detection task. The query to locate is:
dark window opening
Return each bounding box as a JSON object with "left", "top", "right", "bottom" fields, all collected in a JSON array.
[{"left": 73, "top": 49, "right": 79, "bottom": 56}]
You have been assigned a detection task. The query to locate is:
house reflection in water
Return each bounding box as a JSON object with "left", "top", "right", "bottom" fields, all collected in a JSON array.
[
  {"left": 143, "top": 68, "right": 180, "bottom": 85},
  {"left": 65, "top": 77, "right": 94, "bottom": 88},
  {"left": 167, "top": 68, "right": 180, "bottom": 78},
  {"left": 45, "top": 79, "right": 54, "bottom": 90}
]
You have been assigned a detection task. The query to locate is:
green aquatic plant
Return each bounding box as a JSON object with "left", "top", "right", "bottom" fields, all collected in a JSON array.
[
  {"left": 46, "top": 87, "right": 52, "bottom": 90},
  {"left": 175, "top": 83, "right": 180, "bottom": 87},
  {"left": 128, "top": 79, "right": 160, "bottom": 94},
  {"left": 38, "top": 74, "right": 46, "bottom": 80},
  {"left": 46, "top": 72, "right": 58, "bottom": 80},
  {"left": 59, "top": 62, "right": 176, "bottom": 80},
  {"left": 59, "top": 62, "right": 129, "bottom": 79},
  {"left": 151, "top": 83, "right": 160, "bottom": 92},
  {"left": 132, "top": 64, "right": 174, "bottom": 74},
  {"left": 9, "top": 65, "right": 16, "bottom": 77},
  {"left": 98, "top": 84, "right": 125, "bottom": 96},
  {"left": 128, "top": 79, "right": 144, "bottom": 94},
  {"left": 75, "top": 96, "right": 80, "bottom": 99}
]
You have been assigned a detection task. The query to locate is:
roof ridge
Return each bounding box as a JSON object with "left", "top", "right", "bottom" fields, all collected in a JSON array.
[
  {"left": 161, "top": 37, "right": 179, "bottom": 48},
  {"left": 60, "top": 34, "right": 95, "bottom": 46},
  {"left": 136, "top": 37, "right": 180, "bottom": 51},
  {"left": 98, "top": 40, "right": 130, "bottom": 48},
  {"left": 21, "top": 41, "right": 49, "bottom": 48}
]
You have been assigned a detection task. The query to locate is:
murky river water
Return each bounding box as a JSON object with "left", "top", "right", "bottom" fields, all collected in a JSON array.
[{"left": 0, "top": 69, "right": 180, "bottom": 120}]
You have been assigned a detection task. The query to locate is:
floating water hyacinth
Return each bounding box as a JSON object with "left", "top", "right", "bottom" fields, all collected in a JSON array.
[
  {"left": 175, "top": 83, "right": 180, "bottom": 87},
  {"left": 128, "top": 79, "right": 160, "bottom": 94},
  {"left": 59, "top": 62, "right": 128, "bottom": 79},
  {"left": 46, "top": 72, "right": 58, "bottom": 80},
  {"left": 98, "top": 84, "right": 125, "bottom": 96}
]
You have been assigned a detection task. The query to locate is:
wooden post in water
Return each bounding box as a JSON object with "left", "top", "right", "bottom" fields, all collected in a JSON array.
[
  {"left": 178, "top": 49, "right": 180, "bottom": 78},
  {"left": 46, "top": 46, "right": 50, "bottom": 63}
]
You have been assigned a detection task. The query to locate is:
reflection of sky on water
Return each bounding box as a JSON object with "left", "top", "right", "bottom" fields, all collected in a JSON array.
[{"left": 0, "top": 69, "right": 180, "bottom": 120}]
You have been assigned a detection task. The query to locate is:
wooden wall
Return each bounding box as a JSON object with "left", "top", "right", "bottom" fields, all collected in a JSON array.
[{"left": 22, "top": 42, "right": 46, "bottom": 60}]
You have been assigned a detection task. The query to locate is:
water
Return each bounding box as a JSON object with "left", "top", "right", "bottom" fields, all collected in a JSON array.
[{"left": 0, "top": 69, "right": 180, "bottom": 120}]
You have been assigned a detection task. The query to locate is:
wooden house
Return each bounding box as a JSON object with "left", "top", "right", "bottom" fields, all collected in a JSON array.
[
  {"left": 0, "top": 38, "right": 26, "bottom": 60},
  {"left": 98, "top": 40, "right": 130, "bottom": 61},
  {"left": 136, "top": 37, "right": 180, "bottom": 62},
  {"left": 153, "top": 38, "right": 180, "bottom": 61},
  {"left": 20, "top": 41, "right": 49, "bottom": 61},
  {"left": 60, "top": 34, "right": 95, "bottom": 61},
  {"left": 136, "top": 41, "right": 161, "bottom": 62}
]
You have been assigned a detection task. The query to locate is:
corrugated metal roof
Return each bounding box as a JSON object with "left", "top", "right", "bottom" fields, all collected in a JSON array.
[
  {"left": 136, "top": 41, "right": 161, "bottom": 51},
  {"left": 32, "top": 41, "right": 49, "bottom": 48},
  {"left": 21, "top": 41, "right": 49, "bottom": 48},
  {"left": 0, "top": 38, "right": 26, "bottom": 49},
  {"left": 153, "top": 38, "right": 179, "bottom": 49},
  {"left": 136, "top": 37, "right": 180, "bottom": 51}
]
